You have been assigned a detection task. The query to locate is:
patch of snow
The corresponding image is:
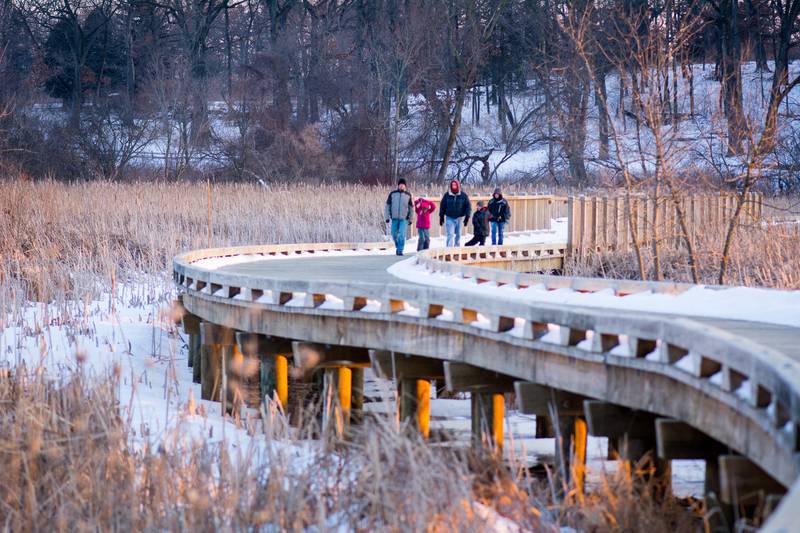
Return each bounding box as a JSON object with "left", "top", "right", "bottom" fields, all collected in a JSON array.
[
  {"left": 674, "top": 352, "right": 697, "bottom": 373},
  {"left": 735, "top": 380, "right": 753, "bottom": 402}
]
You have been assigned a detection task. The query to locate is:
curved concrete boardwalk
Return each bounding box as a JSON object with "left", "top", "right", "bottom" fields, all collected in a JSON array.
[
  {"left": 219, "top": 254, "right": 411, "bottom": 284},
  {"left": 218, "top": 254, "right": 800, "bottom": 362}
]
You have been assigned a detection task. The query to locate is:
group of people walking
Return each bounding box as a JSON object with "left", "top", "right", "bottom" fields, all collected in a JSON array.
[{"left": 384, "top": 178, "right": 511, "bottom": 256}]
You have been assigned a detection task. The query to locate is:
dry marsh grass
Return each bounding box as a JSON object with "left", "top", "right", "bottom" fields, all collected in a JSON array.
[
  {"left": 566, "top": 211, "right": 800, "bottom": 289},
  {"left": 1, "top": 180, "right": 788, "bottom": 531},
  {"left": 0, "top": 368, "right": 703, "bottom": 532}
]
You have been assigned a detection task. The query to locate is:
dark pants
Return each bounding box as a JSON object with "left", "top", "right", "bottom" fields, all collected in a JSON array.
[
  {"left": 417, "top": 228, "right": 431, "bottom": 251},
  {"left": 465, "top": 235, "right": 486, "bottom": 246}
]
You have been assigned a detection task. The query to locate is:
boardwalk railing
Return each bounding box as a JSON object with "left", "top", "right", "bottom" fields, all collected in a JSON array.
[
  {"left": 415, "top": 244, "right": 706, "bottom": 295},
  {"left": 566, "top": 192, "right": 764, "bottom": 258}
]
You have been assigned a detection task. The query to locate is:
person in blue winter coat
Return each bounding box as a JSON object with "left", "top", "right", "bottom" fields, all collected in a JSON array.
[{"left": 439, "top": 179, "right": 471, "bottom": 247}]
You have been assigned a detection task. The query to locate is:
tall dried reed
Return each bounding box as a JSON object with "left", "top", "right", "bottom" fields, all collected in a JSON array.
[{"left": 567, "top": 219, "right": 800, "bottom": 288}]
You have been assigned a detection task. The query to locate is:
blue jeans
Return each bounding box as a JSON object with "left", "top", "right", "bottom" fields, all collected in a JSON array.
[
  {"left": 491, "top": 221, "right": 505, "bottom": 245},
  {"left": 417, "top": 228, "right": 430, "bottom": 251},
  {"left": 391, "top": 219, "right": 407, "bottom": 254},
  {"left": 445, "top": 216, "right": 462, "bottom": 247}
]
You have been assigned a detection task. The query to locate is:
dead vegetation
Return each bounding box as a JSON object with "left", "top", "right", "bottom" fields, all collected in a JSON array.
[
  {"left": 0, "top": 366, "right": 706, "bottom": 532},
  {"left": 1, "top": 180, "right": 792, "bottom": 530},
  {"left": 565, "top": 213, "right": 800, "bottom": 288}
]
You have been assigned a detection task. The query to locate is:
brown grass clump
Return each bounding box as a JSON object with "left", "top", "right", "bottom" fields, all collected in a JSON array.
[
  {"left": 0, "top": 368, "right": 515, "bottom": 531},
  {"left": 566, "top": 219, "right": 800, "bottom": 289},
  {"left": 0, "top": 366, "right": 705, "bottom": 531}
]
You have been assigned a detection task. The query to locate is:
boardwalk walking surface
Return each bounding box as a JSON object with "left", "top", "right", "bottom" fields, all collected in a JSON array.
[{"left": 218, "top": 254, "right": 800, "bottom": 363}]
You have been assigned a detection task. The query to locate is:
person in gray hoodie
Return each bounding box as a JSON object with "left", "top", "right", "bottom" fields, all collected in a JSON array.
[{"left": 384, "top": 178, "right": 413, "bottom": 255}]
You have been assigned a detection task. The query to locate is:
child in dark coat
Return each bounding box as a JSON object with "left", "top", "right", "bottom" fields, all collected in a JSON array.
[{"left": 465, "top": 201, "right": 490, "bottom": 246}]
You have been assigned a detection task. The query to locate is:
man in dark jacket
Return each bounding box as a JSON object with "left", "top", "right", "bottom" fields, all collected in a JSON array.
[
  {"left": 439, "top": 179, "right": 471, "bottom": 247},
  {"left": 487, "top": 187, "right": 511, "bottom": 245},
  {"left": 384, "top": 178, "right": 413, "bottom": 255},
  {"left": 465, "top": 201, "right": 490, "bottom": 246}
]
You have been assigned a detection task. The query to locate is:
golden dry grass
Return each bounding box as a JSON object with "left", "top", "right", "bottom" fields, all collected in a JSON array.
[
  {"left": 3, "top": 179, "right": 786, "bottom": 531},
  {"left": 0, "top": 368, "right": 704, "bottom": 532},
  {"left": 566, "top": 222, "right": 800, "bottom": 288}
]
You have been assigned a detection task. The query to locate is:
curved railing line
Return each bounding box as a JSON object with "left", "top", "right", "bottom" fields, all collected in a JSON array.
[{"left": 173, "top": 242, "right": 800, "bottom": 530}]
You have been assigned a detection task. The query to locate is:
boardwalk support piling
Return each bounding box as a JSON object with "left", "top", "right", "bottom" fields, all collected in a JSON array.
[
  {"left": 200, "top": 323, "right": 234, "bottom": 402},
  {"left": 584, "top": 401, "right": 671, "bottom": 496},
  {"left": 398, "top": 378, "right": 431, "bottom": 438}
]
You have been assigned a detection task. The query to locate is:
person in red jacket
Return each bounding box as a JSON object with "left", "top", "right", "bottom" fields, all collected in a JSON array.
[{"left": 414, "top": 197, "right": 436, "bottom": 251}]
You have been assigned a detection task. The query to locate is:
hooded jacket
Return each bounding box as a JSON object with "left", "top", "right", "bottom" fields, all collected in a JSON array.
[
  {"left": 472, "top": 207, "right": 490, "bottom": 237},
  {"left": 487, "top": 195, "right": 511, "bottom": 223},
  {"left": 439, "top": 181, "right": 471, "bottom": 225},
  {"left": 414, "top": 198, "right": 436, "bottom": 229}
]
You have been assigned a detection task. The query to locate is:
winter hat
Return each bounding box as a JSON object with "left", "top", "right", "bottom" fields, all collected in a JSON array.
[
  {"left": 398, "top": 178, "right": 407, "bottom": 186},
  {"left": 477, "top": 200, "right": 485, "bottom": 208},
  {"left": 493, "top": 187, "right": 502, "bottom": 195}
]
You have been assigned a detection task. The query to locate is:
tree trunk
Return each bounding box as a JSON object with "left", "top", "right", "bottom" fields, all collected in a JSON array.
[
  {"left": 437, "top": 86, "right": 466, "bottom": 182},
  {"left": 595, "top": 70, "right": 609, "bottom": 160},
  {"left": 564, "top": 81, "right": 588, "bottom": 183},
  {"left": 719, "top": 0, "right": 745, "bottom": 154}
]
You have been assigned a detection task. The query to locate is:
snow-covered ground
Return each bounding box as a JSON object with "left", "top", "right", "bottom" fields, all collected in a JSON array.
[
  {"left": 0, "top": 280, "right": 706, "bottom": 498},
  {"left": 0, "top": 280, "right": 277, "bottom": 458}
]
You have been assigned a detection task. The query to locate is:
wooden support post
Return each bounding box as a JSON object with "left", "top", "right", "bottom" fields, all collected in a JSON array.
[
  {"left": 471, "top": 392, "right": 504, "bottom": 452},
  {"left": 515, "top": 383, "right": 587, "bottom": 491},
  {"left": 417, "top": 379, "right": 431, "bottom": 439},
  {"left": 338, "top": 366, "right": 352, "bottom": 429},
  {"left": 322, "top": 368, "right": 342, "bottom": 436},
  {"left": 584, "top": 401, "right": 671, "bottom": 496},
  {"left": 221, "top": 344, "right": 248, "bottom": 416},
  {"left": 182, "top": 314, "right": 201, "bottom": 369},
  {"left": 493, "top": 393, "right": 504, "bottom": 451},
  {"left": 398, "top": 377, "right": 431, "bottom": 438},
  {"left": 188, "top": 333, "right": 201, "bottom": 382},
  {"left": 236, "top": 334, "right": 293, "bottom": 408},
  {"left": 275, "top": 354, "right": 289, "bottom": 408},
  {"left": 655, "top": 418, "right": 732, "bottom": 525},
  {"left": 200, "top": 323, "right": 234, "bottom": 402},
  {"left": 573, "top": 416, "right": 588, "bottom": 494},
  {"left": 535, "top": 414, "right": 555, "bottom": 437},
  {"left": 351, "top": 367, "right": 365, "bottom": 425},
  {"left": 554, "top": 415, "right": 588, "bottom": 497}
]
